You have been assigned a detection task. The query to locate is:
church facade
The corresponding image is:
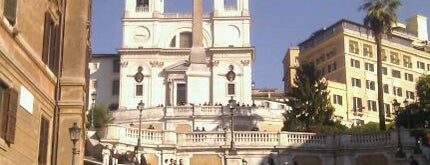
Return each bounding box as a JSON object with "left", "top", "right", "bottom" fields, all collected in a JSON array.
[{"left": 90, "top": 0, "right": 254, "bottom": 110}]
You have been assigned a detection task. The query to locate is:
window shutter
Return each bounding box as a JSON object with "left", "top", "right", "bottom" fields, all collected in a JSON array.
[
  {"left": 5, "top": 88, "right": 18, "bottom": 144},
  {"left": 4, "top": 0, "right": 17, "bottom": 25},
  {"left": 38, "top": 117, "right": 49, "bottom": 165},
  {"left": 42, "top": 12, "right": 52, "bottom": 65},
  {"left": 1, "top": 88, "right": 11, "bottom": 137}
]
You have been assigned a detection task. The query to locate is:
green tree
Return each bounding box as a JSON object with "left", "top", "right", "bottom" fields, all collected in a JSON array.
[
  {"left": 359, "top": 0, "right": 402, "bottom": 131},
  {"left": 88, "top": 104, "right": 115, "bottom": 129},
  {"left": 416, "top": 74, "right": 430, "bottom": 111},
  {"left": 282, "top": 63, "right": 335, "bottom": 131}
]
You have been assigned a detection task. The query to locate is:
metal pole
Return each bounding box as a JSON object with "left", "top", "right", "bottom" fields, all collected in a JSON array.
[
  {"left": 229, "top": 107, "right": 236, "bottom": 155},
  {"left": 137, "top": 109, "right": 142, "bottom": 151},
  {"left": 91, "top": 100, "right": 94, "bottom": 129},
  {"left": 71, "top": 141, "right": 77, "bottom": 165},
  {"left": 396, "top": 110, "right": 405, "bottom": 158}
]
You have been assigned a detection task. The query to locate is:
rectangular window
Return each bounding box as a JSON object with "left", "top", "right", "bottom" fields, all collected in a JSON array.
[
  {"left": 227, "top": 84, "right": 235, "bottom": 95},
  {"left": 352, "top": 78, "right": 361, "bottom": 88},
  {"left": 350, "top": 59, "right": 360, "bottom": 68},
  {"left": 383, "top": 84, "right": 389, "bottom": 94},
  {"left": 403, "top": 56, "right": 412, "bottom": 68},
  {"left": 327, "top": 62, "right": 337, "bottom": 73},
  {"left": 38, "top": 117, "right": 49, "bottom": 165},
  {"left": 42, "top": 12, "right": 61, "bottom": 74},
  {"left": 390, "top": 52, "right": 400, "bottom": 65},
  {"left": 381, "top": 49, "right": 387, "bottom": 62},
  {"left": 391, "top": 69, "right": 401, "bottom": 78},
  {"left": 136, "top": 84, "right": 143, "bottom": 96},
  {"left": 353, "top": 97, "right": 363, "bottom": 112},
  {"left": 112, "top": 80, "right": 119, "bottom": 95},
  {"left": 384, "top": 103, "right": 391, "bottom": 117},
  {"left": 406, "top": 91, "right": 415, "bottom": 100},
  {"left": 393, "top": 86, "right": 402, "bottom": 97},
  {"left": 417, "top": 61, "right": 425, "bottom": 69},
  {"left": 3, "top": 0, "right": 17, "bottom": 25},
  {"left": 176, "top": 84, "right": 187, "bottom": 105},
  {"left": 92, "top": 80, "right": 97, "bottom": 89},
  {"left": 427, "top": 64, "right": 430, "bottom": 71},
  {"left": 382, "top": 67, "right": 387, "bottom": 75},
  {"left": 0, "top": 84, "right": 18, "bottom": 144},
  {"left": 363, "top": 44, "right": 373, "bottom": 58},
  {"left": 366, "top": 80, "right": 375, "bottom": 90},
  {"left": 367, "top": 100, "right": 377, "bottom": 112},
  {"left": 365, "top": 63, "right": 374, "bottom": 72},
  {"left": 404, "top": 73, "right": 414, "bottom": 82},
  {"left": 349, "top": 40, "right": 359, "bottom": 54},
  {"left": 113, "top": 59, "right": 120, "bottom": 73},
  {"left": 333, "top": 94, "right": 343, "bottom": 105}
]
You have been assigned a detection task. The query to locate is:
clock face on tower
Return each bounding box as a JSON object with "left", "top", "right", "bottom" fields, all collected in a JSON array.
[{"left": 133, "top": 26, "right": 150, "bottom": 44}]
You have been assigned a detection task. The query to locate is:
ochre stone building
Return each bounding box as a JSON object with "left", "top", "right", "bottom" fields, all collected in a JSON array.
[{"left": 0, "top": 0, "right": 91, "bottom": 164}]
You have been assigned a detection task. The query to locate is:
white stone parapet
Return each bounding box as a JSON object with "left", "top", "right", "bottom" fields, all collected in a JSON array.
[
  {"left": 112, "top": 105, "right": 283, "bottom": 124},
  {"left": 102, "top": 124, "right": 415, "bottom": 151}
]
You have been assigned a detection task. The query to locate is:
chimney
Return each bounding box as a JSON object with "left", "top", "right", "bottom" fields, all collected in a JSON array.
[{"left": 406, "top": 15, "right": 428, "bottom": 41}]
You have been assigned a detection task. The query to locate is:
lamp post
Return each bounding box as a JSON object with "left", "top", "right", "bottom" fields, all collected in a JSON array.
[
  {"left": 403, "top": 99, "right": 410, "bottom": 129},
  {"left": 251, "top": 82, "right": 256, "bottom": 107},
  {"left": 69, "top": 122, "right": 81, "bottom": 165},
  {"left": 392, "top": 99, "right": 406, "bottom": 158},
  {"left": 228, "top": 97, "right": 237, "bottom": 155},
  {"left": 136, "top": 100, "right": 145, "bottom": 152},
  {"left": 90, "top": 92, "right": 96, "bottom": 129}
]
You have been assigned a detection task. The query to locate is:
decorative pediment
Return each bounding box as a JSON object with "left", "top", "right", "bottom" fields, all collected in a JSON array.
[{"left": 164, "top": 61, "right": 190, "bottom": 72}]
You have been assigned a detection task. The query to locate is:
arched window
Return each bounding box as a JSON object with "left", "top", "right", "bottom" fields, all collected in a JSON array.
[
  {"left": 179, "top": 32, "right": 192, "bottom": 48},
  {"left": 169, "top": 32, "right": 193, "bottom": 48}
]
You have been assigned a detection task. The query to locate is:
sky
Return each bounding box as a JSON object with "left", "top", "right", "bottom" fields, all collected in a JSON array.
[{"left": 91, "top": 0, "right": 430, "bottom": 90}]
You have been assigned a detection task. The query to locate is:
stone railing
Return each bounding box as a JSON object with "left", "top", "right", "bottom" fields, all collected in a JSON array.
[
  {"left": 113, "top": 106, "right": 284, "bottom": 123},
  {"left": 102, "top": 124, "right": 416, "bottom": 150}
]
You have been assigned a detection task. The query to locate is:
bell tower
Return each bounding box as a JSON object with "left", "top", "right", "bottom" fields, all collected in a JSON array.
[
  {"left": 214, "top": 0, "right": 249, "bottom": 17},
  {"left": 124, "top": 0, "right": 164, "bottom": 18}
]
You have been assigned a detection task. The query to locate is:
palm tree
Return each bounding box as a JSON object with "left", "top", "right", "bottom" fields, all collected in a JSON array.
[{"left": 359, "top": 0, "right": 402, "bottom": 131}]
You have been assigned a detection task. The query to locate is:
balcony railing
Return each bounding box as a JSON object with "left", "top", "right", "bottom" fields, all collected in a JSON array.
[
  {"left": 112, "top": 106, "right": 283, "bottom": 124},
  {"left": 102, "top": 124, "right": 415, "bottom": 150}
]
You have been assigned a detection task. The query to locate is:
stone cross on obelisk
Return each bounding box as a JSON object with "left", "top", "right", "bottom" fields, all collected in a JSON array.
[{"left": 189, "top": 0, "right": 206, "bottom": 64}]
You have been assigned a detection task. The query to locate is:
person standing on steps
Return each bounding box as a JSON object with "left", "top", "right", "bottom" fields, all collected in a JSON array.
[{"left": 101, "top": 145, "right": 110, "bottom": 165}]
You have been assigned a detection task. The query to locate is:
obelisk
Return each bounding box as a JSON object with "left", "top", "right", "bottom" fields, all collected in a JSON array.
[
  {"left": 189, "top": 0, "right": 206, "bottom": 65},
  {"left": 187, "top": 0, "right": 210, "bottom": 105}
]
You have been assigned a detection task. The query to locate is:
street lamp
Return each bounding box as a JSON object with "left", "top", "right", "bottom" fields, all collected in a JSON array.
[
  {"left": 69, "top": 122, "right": 81, "bottom": 165},
  {"left": 90, "top": 91, "right": 96, "bottom": 129},
  {"left": 228, "top": 97, "right": 237, "bottom": 155},
  {"left": 136, "top": 100, "right": 145, "bottom": 152},
  {"left": 392, "top": 99, "right": 406, "bottom": 158},
  {"left": 251, "top": 82, "right": 256, "bottom": 107},
  {"left": 403, "top": 99, "right": 410, "bottom": 129}
]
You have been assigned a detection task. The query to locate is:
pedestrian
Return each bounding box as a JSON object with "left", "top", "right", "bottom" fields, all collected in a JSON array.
[
  {"left": 102, "top": 145, "right": 110, "bottom": 165},
  {"left": 267, "top": 153, "right": 275, "bottom": 165},
  {"left": 111, "top": 145, "right": 119, "bottom": 165},
  {"left": 164, "top": 159, "right": 169, "bottom": 165},
  {"left": 410, "top": 155, "right": 419, "bottom": 165},
  {"left": 169, "top": 158, "right": 175, "bottom": 165},
  {"left": 178, "top": 159, "right": 184, "bottom": 165},
  {"left": 140, "top": 153, "right": 147, "bottom": 165}
]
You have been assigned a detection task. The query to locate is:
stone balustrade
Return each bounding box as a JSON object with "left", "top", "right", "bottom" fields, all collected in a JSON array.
[
  {"left": 102, "top": 124, "right": 416, "bottom": 150},
  {"left": 113, "top": 106, "right": 284, "bottom": 124}
]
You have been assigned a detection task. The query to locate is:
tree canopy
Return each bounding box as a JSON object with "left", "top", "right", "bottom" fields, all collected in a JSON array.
[
  {"left": 88, "top": 104, "right": 115, "bottom": 129},
  {"left": 359, "top": 0, "right": 402, "bottom": 131},
  {"left": 282, "top": 63, "right": 335, "bottom": 131}
]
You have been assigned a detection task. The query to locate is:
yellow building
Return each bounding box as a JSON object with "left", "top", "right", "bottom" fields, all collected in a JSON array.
[
  {"left": 284, "top": 16, "right": 430, "bottom": 125},
  {"left": 0, "top": 0, "right": 91, "bottom": 165}
]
